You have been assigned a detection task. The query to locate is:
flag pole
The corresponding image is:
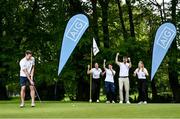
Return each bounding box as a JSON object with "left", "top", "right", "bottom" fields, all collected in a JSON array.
[{"left": 89, "top": 48, "right": 93, "bottom": 103}]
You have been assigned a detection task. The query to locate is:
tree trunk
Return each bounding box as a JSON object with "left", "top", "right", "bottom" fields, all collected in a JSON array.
[
  {"left": 0, "top": 7, "right": 8, "bottom": 100},
  {"left": 116, "top": 0, "right": 127, "bottom": 40},
  {"left": 162, "top": 0, "right": 166, "bottom": 20},
  {"left": 0, "top": 80, "right": 8, "bottom": 100},
  {"left": 125, "top": 0, "right": 135, "bottom": 37},
  {"left": 148, "top": 18, "right": 158, "bottom": 102},
  {"left": 99, "top": 0, "right": 110, "bottom": 48},
  {"left": 67, "top": 0, "right": 90, "bottom": 101},
  {"left": 158, "top": 5, "right": 164, "bottom": 23},
  {"left": 91, "top": 0, "right": 100, "bottom": 46},
  {"left": 151, "top": 79, "right": 158, "bottom": 102},
  {"left": 168, "top": 0, "right": 180, "bottom": 103},
  {"left": 68, "top": 0, "right": 83, "bottom": 15},
  {"left": 0, "top": 15, "right": 2, "bottom": 37}
]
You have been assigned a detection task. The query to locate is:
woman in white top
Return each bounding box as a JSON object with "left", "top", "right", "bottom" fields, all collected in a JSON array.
[
  {"left": 103, "top": 59, "right": 116, "bottom": 103},
  {"left": 134, "top": 61, "right": 149, "bottom": 104},
  {"left": 87, "top": 63, "right": 102, "bottom": 102}
]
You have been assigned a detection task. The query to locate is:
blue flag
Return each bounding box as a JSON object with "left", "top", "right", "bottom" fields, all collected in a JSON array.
[
  {"left": 58, "top": 14, "right": 89, "bottom": 75},
  {"left": 151, "top": 23, "right": 177, "bottom": 80}
]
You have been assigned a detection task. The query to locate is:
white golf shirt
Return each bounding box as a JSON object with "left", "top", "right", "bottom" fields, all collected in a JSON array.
[
  {"left": 91, "top": 68, "right": 102, "bottom": 79},
  {"left": 134, "top": 68, "right": 148, "bottom": 79},
  {"left": 105, "top": 68, "right": 116, "bottom": 83},
  {"left": 118, "top": 63, "right": 130, "bottom": 77},
  {"left": 20, "top": 57, "right": 35, "bottom": 77}
]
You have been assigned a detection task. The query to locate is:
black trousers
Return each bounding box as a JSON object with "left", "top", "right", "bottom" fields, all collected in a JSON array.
[
  {"left": 92, "top": 79, "right": 100, "bottom": 101},
  {"left": 138, "top": 79, "right": 147, "bottom": 101}
]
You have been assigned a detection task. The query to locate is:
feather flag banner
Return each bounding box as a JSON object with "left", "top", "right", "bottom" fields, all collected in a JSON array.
[
  {"left": 151, "top": 23, "right": 176, "bottom": 80},
  {"left": 58, "top": 14, "right": 89, "bottom": 75}
]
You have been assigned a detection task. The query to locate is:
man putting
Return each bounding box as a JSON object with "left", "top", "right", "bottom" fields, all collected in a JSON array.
[{"left": 19, "top": 50, "right": 35, "bottom": 108}]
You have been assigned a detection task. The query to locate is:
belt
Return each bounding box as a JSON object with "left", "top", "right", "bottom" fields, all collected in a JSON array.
[
  {"left": 93, "top": 78, "right": 100, "bottom": 80},
  {"left": 119, "top": 76, "right": 129, "bottom": 78}
]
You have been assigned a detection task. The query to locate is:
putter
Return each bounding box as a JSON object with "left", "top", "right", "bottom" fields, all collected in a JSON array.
[
  {"left": 29, "top": 57, "right": 42, "bottom": 103},
  {"left": 33, "top": 85, "right": 42, "bottom": 103}
]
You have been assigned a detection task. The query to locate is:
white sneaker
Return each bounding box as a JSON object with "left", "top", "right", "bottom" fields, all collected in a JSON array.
[
  {"left": 112, "top": 101, "right": 115, "bottom": 104},
  {"left": 89, "top": 99, "right": 92, "bottom": 103},
  {"left": 144, "top": 101, "right": 147, "bottom": 104},
  {"left": 31, "top": 103, "right": 35, "bottom": 107},
  {"left": 96, "top": 100, "right": 100, "bottom": 103},
  {"left": 138, "top": 101, "right": 143, "bottom": 104},
  {"left": 119, "top": 101, "right": 123, "bottom": 104},
  {"left": 106, "top": 101, "right": 110, "bottom": 104},
  {"left": 126, "top": 101, "right": 131, "bottom": 104},
  {"left": 20, "top": 103, "right": 25, "bottom": 108}
]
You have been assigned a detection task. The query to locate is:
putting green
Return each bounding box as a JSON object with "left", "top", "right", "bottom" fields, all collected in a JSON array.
[{"left": 0, "top": 101, "right": 179, "bottom": 118}]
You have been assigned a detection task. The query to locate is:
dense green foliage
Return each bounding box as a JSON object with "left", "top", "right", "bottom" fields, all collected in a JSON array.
[{"left": 0, "top": 0, "right": 179, "bottom": 102}]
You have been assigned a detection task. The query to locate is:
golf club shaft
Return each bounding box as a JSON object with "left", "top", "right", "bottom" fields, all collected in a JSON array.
[{"left": 33, "top": 86, "right": 42, "bottom": 103}]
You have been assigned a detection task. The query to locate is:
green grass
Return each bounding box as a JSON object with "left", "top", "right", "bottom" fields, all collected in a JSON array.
[{"left": 0, "top": 101, "right": 179, "bottom": 118}]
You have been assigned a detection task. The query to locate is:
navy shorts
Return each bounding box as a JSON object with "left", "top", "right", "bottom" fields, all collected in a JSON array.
[{"left": 20, "top": 76, "right": 30, "bottom": 86}]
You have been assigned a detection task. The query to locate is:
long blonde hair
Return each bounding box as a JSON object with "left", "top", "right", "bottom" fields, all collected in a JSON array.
[{"left": 138, "top": 61, "right": 144, "bottom": 72}]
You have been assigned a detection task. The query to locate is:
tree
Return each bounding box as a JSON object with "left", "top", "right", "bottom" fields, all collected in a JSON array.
[
  {"left": 116, "top": 0, "right": 127, "bottom": 40},
  {"left": 168, "top": 0, "right": 180, "bottom": 102},
  {"left": 91, "top": 0, "right": 100, "bottom": 46},
  {"left": 125, "top": 0, "right": 135, "bottom": 38},
  {"left": 99, "top": 0, "right": 110, "bottom": 48},
  {"left": 0, "top": 0, "right": 179, "bottom": 102}
]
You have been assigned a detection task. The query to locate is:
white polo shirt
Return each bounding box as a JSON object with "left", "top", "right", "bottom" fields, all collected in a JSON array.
[
  {"left": 118, "top": 63, "right": 130, "bottom": 77},
  {"left": 105, "top": 68, "right": 116, "bottom": 83},
  {"left": 20, "top": 57, "right": 35, "bottom": 77},
  {"left": 134, "top": 68, "right": 148, "bottom": 79},
  {"left": 91, "top": 68, "right": 102, "bottom": 79}
]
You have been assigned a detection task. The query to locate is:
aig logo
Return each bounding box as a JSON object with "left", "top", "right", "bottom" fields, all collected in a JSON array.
[
  {"left": 66, "top": 18, "right": 88, "bottom": 42},
  {"left": 156, "top": 26, "right": 176, "bottom": 49}
]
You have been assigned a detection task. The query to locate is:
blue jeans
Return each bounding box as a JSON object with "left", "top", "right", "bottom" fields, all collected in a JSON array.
[{"left": 105, "top": 81, "right": 115, "bottom": 101}]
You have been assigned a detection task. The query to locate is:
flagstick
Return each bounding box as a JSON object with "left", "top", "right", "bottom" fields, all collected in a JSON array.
[{"left": 89, "top": 48, "right": 93, "bottom": 103}]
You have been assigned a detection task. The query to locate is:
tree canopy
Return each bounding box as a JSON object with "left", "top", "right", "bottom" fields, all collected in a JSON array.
[{"left": 0, "top": 0, "right": 179, "bottom": 102}]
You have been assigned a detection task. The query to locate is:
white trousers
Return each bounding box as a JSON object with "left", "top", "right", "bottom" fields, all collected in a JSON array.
[{"left": 118, "top": 77, "right": 130, "bottom": 102}]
